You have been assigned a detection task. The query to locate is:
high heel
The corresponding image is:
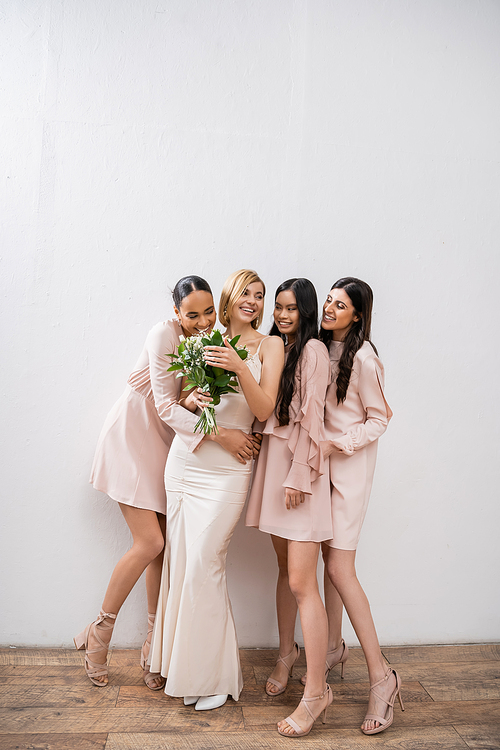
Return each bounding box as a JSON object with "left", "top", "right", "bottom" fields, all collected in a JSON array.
[
  {"left": 74, "top": 610, "right": 116, "bottom": 687},
  {"left": 300, "top": 638, "right": 349, "bottom": 686},
  {"left": 277, "top": 684, "right": 332, "bottom": 737},
  {"left": 361, "top": 667, "right": 404, "bottom": 735},
  {"left": 266, "top": 642, "right": 300, "bottom": 696},
  {"left": 140, "top": 613, "right": 166, "bottom": 691}
]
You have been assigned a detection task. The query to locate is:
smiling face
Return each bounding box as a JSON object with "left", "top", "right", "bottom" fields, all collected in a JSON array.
[
  {"left": 174, "top": 289, "right": 216, "bottom": 337},
  {"left": 231, "top": 281, "right": 265, "bottom": 326},
  {"left": 274, "top": 289, "right": 300, "bottom": 343},
  {"left": 322, "top": 287, "right": 360, "bottom": 341}
]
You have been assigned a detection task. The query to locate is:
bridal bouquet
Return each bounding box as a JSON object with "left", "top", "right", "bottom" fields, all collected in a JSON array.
[{"left": 167, "top": 329, "right": 248, "bottom": 435}]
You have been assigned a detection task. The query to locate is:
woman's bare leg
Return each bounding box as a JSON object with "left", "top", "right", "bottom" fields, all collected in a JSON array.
[
  {"left": 266, "top": 534, "right": 299, "bottom": 694},
  {"left": 322, "top": 550, "right": 344, "bottom": 651},
  {"left": 101, "top": 504, "right": 165, "bottom": 612},
  {"left": 278, "top": 541, "right": 329, "bottom": 736},
  {"left": 300, "top": 548, "right": 345, "bottom": 686},
  {"left": 88, "top": 504, "right": 165, "bottom": 684},
  {"left": 141, "top": 512, "right": 166, "bottom": 688},
  {"left": 323, "top": 546, "right": 396, "bottom": 731},
  {"left": 145, "top": 512, "right": 167, "bottom": 614}
]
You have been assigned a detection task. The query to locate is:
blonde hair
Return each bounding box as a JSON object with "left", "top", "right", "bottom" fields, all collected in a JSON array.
[{"left": 218, "top": 269, "right": 266, "bottom": 330}]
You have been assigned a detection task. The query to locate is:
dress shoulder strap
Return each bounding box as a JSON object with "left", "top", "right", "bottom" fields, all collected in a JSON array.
[{"left": 254, "top": 335, "right": 269, "bottom": 357}]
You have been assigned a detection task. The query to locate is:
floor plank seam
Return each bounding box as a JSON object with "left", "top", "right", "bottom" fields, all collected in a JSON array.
[
  {"left": 450, "top": 724, "right": 473, "bottom": 749},
  {"left": 419, "top": 680, "right": 436, "bottom": 701}
]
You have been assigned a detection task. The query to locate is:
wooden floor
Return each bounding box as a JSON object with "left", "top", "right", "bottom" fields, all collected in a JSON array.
[{"left": 1, "top": 644, "right": 499, "bottom": 749}]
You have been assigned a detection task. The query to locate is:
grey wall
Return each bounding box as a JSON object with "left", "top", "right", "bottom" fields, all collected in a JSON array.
[{"left": 1, "top": 0, "right": 499, "bottom": 647}]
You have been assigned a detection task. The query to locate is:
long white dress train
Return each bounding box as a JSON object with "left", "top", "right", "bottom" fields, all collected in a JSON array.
[{"left": 149, "top": 347, "right": 264, "bottom": 700}]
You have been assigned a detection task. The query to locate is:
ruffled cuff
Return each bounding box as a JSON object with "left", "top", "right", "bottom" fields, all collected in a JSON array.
[
  {"left": 286, "top": 399, "right": 325, "bottom": 489},
  {"left": 331, "top": 434, "right": 355, "bottom": 456},
  {"left": 283, "top": 461, "right": 313, "bottom": 495}
]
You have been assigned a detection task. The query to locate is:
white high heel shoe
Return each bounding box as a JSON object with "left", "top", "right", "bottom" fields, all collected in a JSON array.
[
  {"left": 184, "top": 696, "right": 200, "bottom": 706},
  {"left": 195, "top": 694, "right": 228, "bottom": 710}
]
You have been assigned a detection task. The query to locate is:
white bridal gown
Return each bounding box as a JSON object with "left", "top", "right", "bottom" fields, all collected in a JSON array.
[{"left": 149, "top": 346, "right": 264, "bottom": 700}]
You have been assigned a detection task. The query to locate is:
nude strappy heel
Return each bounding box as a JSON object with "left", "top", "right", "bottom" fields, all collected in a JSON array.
[
  {"left": 300, "top": 638, "right": 349, "bottom": 685},
  {"left": 361, "top": 667, "right": 404, "bottom": 735},
  {"left": 277, "top": 684, "right": 332, "bottom": 737},
  {"left": 266, "top": 642, "right": 300, "bottom": 696},
  {"left": 140, "top": 613, "right": 165, "bottom": 691},
  {"left": 74, "top": 610, "right": 116, "bottom": 687}
]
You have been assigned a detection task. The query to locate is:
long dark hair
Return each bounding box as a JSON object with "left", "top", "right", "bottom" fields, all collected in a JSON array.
[
  {"left": 271, "top": 278, "right": 319, "bottom": 426},
  {"left": 172, "top": 275, "right": 212, "bottom": 308},
  {"left": 319, "top": 277, "right": 377, "bottom": 404}
]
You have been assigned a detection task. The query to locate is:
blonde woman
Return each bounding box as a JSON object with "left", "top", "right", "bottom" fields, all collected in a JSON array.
[{"left": 150, "top": 270, "right": 284, "bottom": 710}]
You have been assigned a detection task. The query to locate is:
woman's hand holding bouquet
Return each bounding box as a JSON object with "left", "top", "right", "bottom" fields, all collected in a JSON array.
[{"left": 168, "top": 329, "right": 248, "bottom": 435}]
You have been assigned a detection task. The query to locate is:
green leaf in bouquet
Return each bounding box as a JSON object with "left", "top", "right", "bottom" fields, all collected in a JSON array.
[
  {"left": 212, "top": 366, "right": 224, "bottom": 377},
  {"left": 211, "top": 394, "right": 221, "bottom": 405},
  {"left": 211, "top": 330, "right": 224, "bottom": 347},
  {"left": 214, "top": 373, "right": 232, "bottom": 387},
  {"left": 167, "top": 362, "right": 185, "bottom": 371},
  {"left": 193, "top": 366, "right": 206, "bottom": 383},
  {"left": 224, "top": 386, "right": 239, "bottom": 394},
  {"left": 227, "top": 333, "right": 248, "bottom": 359},
  {"left": 178, "top": 341, "right": 185, "bottom": 354}
]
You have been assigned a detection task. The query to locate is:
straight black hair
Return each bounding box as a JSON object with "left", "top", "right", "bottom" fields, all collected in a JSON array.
[
  {"left": 172, "top": 275, "right": 212, "bottom": 309},
  {"left": 271, "top": 278, "right": 319, "bottom": 426}
]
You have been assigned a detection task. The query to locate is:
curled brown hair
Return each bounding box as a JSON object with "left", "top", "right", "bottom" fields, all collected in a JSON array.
[{"left": 320, "top": 277, "right": 377, "bottom": 403}]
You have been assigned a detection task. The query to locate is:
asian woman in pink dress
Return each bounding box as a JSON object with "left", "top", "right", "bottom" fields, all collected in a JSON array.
[
  {"left": 75, "top": 276, "right": 257, "bottom": 689},
  {"left": 319, "top": 277, "right": 402, "bottom": 736},
  {"left": 246, "top": 278, "right": 334, "bottom": 737}
]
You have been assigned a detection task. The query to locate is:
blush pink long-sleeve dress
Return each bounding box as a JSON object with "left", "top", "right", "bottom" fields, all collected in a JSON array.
[
  {"left": 245, "top": 338, "right": 333, "bottom": 542},
  {"left": 324, "top": 340, "right": 393, "bottom": 550},
  {"left": 90, "top": 319, "right": 203, "bottom": 514}
]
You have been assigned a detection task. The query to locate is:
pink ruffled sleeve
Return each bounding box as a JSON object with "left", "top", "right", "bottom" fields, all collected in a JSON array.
[
  {"left": 147, "top": 324, "right": 204, "bottom": 453},
  {"left": 332, "top": 355, "right": 392, "bottom": 455},
  {"left": 284, "top": 340, "right": 330, "bottom": 494}
]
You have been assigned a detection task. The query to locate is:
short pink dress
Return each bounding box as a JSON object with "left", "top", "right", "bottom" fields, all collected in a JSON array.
[
  {"left": 324, "top": 340, "right": 393, "bottom": 550},
  {"left": 246, "top": 339, "right": 333, "bottom": 542},
  {"left": 90, "top": 320, "right": 203, "bottom": 514}
]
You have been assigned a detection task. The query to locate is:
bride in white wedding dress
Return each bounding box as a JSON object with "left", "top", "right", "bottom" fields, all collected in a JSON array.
[{"left": 150, "top": 269, "right": 284, "bottom": 710}]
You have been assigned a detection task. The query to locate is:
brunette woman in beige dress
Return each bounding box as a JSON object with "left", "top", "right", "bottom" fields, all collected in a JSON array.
[
  {"left": 150, "top": 270, "right": 284, "bottom": 711},
  {"left": 319, "top": 277, "right": 403, "bottom": 736},
  {"left": 76, "top": 277, "right": 256, "bottom": 690},
  {"left": 246, "top": 278, "right": 334, "bottom": 737}
]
